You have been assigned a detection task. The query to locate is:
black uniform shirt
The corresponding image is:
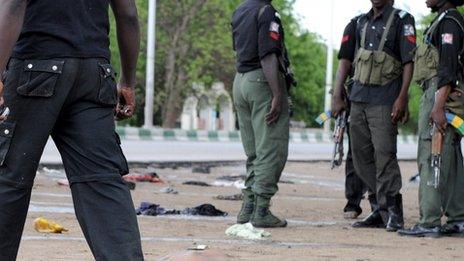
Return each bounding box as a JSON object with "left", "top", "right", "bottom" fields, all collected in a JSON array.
[
  {"left": 427, "top": 9, "right": 464, "bottom": 88},
  {"left": 232, "top": 0, "right": 284, "bottom": 73},
  {"left": 338, "top": 16, "right": 359, "bottom": 83},
  {"left": 350, "top": 5, "right": 416, "bottom": 106},
  {"left": 12, "top": 0, "right": 111, "bottom": 60},
  {"left": 338, "top": 17, "right": 358, "bottom": 63}
]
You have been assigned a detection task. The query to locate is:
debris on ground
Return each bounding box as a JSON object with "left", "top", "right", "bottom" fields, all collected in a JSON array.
[
  {"left": 183, "top": 181, "right": 211, "bottom": 187},
  {"left": 124, "top": 180, "right": 137, "bottom": 190},
  {"left": 216, "top": 175, "right": 245, "bottom": 181},
  {"left": 160, "top": 187, "right": 179, "bottom": 194},
  {"left": 159, "top": 250, "right": 230, "bottom": 261},
  {"left": 225, "top": 223, "right": 271, "bottom": 240},
  {"left": 137, "top": 202, "right": 180, "bottom": 216},
  {"left": 123, "top": 172, "right": 164, "bottom": 183},
  {"left": 136, "top": 202, "right": 228, "bottom": 217},
  {"left": 279, "top": 180, "right": 295, "bottom": 184},
  {"left": 187, "top": 245, "right": 208, "bottom": 251},
  {"left": 212, "top": 180, "right": 245, "bottom": 189},
  {"left": 182, "top": 204, "right": 228, "bottom": 216},
  {"left": 214, "top": 193, "right": 243, "bottom": 201},
  {"left": 34, "top": 217, "right": 68, "bottom": 234},
  {"left": 56, "top": 179, "right": 69, "bottom": 187},
  {"left": 192, "top": 166, "right": 211, "bottom": 174}
]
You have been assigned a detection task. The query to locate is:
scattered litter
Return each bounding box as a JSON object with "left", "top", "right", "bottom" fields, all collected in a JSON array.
[
  {"left": 192, "top": 166, "right": 211, "bottom": 174},
  {"left": 136, "top": 202, "right": 228, "bottom": 217},
  {"left": 187, "top": 245, "right": 208, "bottom": 251},
  {"left": 159, "top": 250, "right": 229, "bottom": 261},
  {"left": 212, "top": 180, "right": 245, "bottom": 189},
  {"left": 56, "top": 179, "right": 69, "bottom": 187},
  {"left": 137, "top": 202, "right": 180, "bottom": 216},
  {"left": 225, "top": 223, "right": 271, "bottom": 240},
  {"left": 214, "top": 194, "right": 243, "bottom": 201},
  {"left": 182, "top": 204, "right": 228, "bottom": 217},
  {"left": 160, "top": 187, "right": 179, "bottom": 194},
  {"left": 123, "top": 172, "right": 163, "bottom": 183},
  {"left": 279, "top": 180, "right": 295, "bottom": 184},
  {"left": 124, "top": 180, "right": 136, "bottom": 190},
  {"left": 34, "top": 217, "right": 68, "bottom": 234},
  {"left": 217, "top": 175, "right": 245, "bottom": 181},
  {"left": 42, "top": 167, "right": 63, "bottom": 175},
  {"left": 183, "top": 181, "right": 211, "bottom": 187}
]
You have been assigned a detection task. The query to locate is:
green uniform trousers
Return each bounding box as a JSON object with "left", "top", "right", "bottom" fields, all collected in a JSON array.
[
  {"left": 417, "top": 78, "right": 464, "bottom": 226},
  {"left": 233, "top": 69, "right": 290, "bottom": 199},
  {"left": 350, "top": 102, "right": 402, "bottom": 218}
]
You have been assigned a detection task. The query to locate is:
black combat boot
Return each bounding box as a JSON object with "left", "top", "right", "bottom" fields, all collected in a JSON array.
[
  {"left": 352, "top": 194, "right": 385, "bottom": 228},
  {"left": 386, "top": 194, "right": 404, "bottom": 232},
  {"left": 398, "top": 224, "right": 441, "bottom": 238},
  {"left": 251, "top": 196, "right": 287, "bottom": 228},
  {"left": 237, "top": 189, "right": 254, "bottom": 224}
]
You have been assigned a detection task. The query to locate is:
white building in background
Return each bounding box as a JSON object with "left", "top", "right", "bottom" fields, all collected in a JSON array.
[{"left": 180, "top": 82, "right": 235, "bottom": 131}]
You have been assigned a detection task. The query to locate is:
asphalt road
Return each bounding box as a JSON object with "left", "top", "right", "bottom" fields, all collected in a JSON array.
[{"left": 41, "top": 139, "right": 418, "bottom": 164}]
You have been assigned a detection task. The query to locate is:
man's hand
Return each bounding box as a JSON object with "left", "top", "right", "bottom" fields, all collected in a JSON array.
[
  {"left": 401, "top": 106, "right": 410, "bottom": 124},
  {"left": 391, "top": 96, "right": 408, "bottom": 124},
  {"left": 430, "top": 105, "right": 447, "bottom": 134},
  {"left": 266, "top": 95, "right": 283, "bottom": 125},
  {"left": 115, "top": 86, "right": 136, "bottom": 121},
  {"left": 331, "top": 94, "right": 347, "bottom": 117}
]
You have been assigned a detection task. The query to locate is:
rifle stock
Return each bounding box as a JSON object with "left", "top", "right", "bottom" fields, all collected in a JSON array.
[{"left": 429, "top": 124, "right": 443, "bottom": 189}]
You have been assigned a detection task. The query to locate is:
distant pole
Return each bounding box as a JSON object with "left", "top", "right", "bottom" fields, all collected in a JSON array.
[
  {"left": 144, "top": 0, "right": 157, "bottom": 128},
  {"left": 323, "top": 0, "right": 335, "bottom": 133}
]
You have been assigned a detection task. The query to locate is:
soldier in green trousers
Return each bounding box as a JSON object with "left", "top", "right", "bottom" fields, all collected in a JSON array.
[
  {"left": 399, "top": 0, "right": 464, "bottom": 237},
  {"left": 231, "top": 0, "right": 294, "bottom": 228}
]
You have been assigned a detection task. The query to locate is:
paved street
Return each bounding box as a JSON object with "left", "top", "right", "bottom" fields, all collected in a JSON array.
[{"left": 41, "top": 139, "right": 418, "bottom": 164}]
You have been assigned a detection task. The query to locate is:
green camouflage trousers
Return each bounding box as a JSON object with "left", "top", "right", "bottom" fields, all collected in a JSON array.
[
  {"left": 233, "top": 69, "right": 289, "bottom": 199},
  {"left": 418, "top": 78, "right": 464, "bottom": 226}
]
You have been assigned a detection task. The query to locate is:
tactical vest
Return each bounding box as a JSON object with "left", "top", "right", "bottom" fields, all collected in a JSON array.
[
  {"left": 353, "top": 10, "right": 403, "bottom": 86},
  {"left": 415, "top": 10, "right": 464, "bottom": 118}
]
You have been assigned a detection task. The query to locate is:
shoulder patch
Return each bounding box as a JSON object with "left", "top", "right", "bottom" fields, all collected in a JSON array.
[{"left": 398, "top": 10, "right": 409, "bottom": 19}]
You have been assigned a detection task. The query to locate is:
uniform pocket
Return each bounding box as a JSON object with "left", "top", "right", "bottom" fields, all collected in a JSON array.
[
  {"left": 114, "top": 132, "right": 129, "bottom": 175},
  {"left": 98, "top": 63, "right": 118, "bottom": 106},
  {"left": 17, "top": 60, "right": 64, "bottom": 97},
  {"left": 0, "top": 122, "right": 15, "bottom": 166}
]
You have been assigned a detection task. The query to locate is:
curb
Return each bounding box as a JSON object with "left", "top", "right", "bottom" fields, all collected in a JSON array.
[{"left": 115, "top": 127, "right": 419, "bottom": 144}]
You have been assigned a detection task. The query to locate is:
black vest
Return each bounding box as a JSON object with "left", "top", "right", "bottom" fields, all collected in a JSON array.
[{"left": 13, "top": 0, "right": 111, "bottom": 60}]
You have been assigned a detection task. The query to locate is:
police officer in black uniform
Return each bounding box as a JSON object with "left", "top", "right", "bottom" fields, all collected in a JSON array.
[
  {"left": 332, "top": 16, "right": 370, "bottom": 220},
  {"left": 0, "top": 0, "right": 144, "bottom": 260},
  {"left": 332, "top": 0, "right": 416, "bottom": 231},
  {"left": 232, "top": 0, "right": 295, "bottom": 228}
]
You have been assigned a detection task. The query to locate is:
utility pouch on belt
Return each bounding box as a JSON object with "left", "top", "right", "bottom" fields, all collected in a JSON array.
[
  {"left": 353, "top": 10, "right": 402, "bottom": 86},
  {"left": 446, "top": 83, "right": 464, "bottom": 119}
]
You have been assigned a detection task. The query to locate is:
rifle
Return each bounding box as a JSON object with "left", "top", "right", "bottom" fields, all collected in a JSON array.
[
  {"left": 428, "top": 123, "right": 443, "bottom": 189},
  {"left": 331, "top": 111, "right": 347, "bottom": 169}
]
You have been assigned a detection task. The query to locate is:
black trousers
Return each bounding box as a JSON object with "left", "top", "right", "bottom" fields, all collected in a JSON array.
[
  {"left": 0, "top": 58, "right": 143, "bottom": 260},
  {"left": 344, "top": 122, "right": 368, "bottom": 214}
]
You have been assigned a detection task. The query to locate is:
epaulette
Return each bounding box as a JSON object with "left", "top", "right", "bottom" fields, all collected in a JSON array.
[{"left": 398, "top": 10, "right": 409, "bottom": 19}]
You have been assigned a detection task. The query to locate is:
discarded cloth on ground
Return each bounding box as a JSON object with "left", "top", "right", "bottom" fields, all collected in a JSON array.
[
  {"left": 183, "top": 181, "right": 211, "bottom": 187},
  {"left": 214, "top": 194, "right": 243, "bottom": 201},
  {"left": 34, "top": 217, "right": 68, "bottom": 234},
  {"left": 225, "top": 223, "right": 271, "bottom": 240},
  {"left": 136, "top": 202, "right": 228, "bottom": 217},
  {"left": 123, "top": 172, "right": 163, "bottom": 183}
]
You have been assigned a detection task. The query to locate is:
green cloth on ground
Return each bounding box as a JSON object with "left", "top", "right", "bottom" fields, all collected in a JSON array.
[{"left": 225, "top": 223, "right": 271, "bottom": 240}]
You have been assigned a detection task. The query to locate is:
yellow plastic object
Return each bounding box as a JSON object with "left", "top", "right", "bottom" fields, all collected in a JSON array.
[{"left": 33, "top": 217, "right": 68, "bottom": 234}]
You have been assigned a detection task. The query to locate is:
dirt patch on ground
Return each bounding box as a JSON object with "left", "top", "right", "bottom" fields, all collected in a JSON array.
[{"left": 17, "top": 162, "right": 464, "bottom": 260}]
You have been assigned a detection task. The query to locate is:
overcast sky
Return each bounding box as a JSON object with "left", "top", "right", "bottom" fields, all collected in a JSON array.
[{"left": 293, "top": 0, "right": 430, "bottom": 47}]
